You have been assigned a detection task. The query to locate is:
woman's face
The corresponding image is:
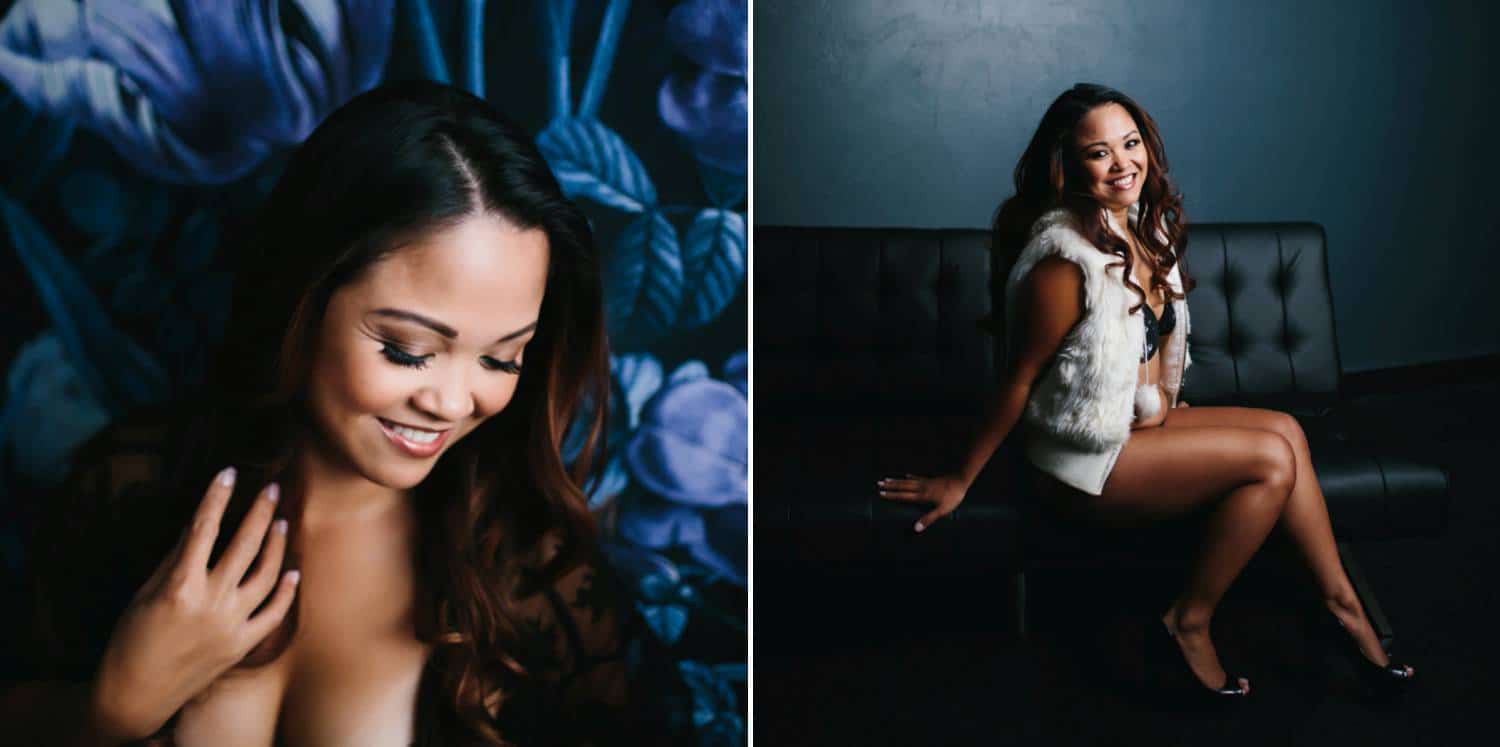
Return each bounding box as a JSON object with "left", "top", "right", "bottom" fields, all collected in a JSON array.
[
  {"left": 304, "top": 212, "right": 550, "bottom": 491},
  {"left": 1072, "top": 102, "right": 1149, "bottom": 212}
]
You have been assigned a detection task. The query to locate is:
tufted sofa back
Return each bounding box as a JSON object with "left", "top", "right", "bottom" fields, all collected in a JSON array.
[
  {"left": 755, "top": 221, "right": 1345, "bottom": 416},
  {"left": 755, "top": 228, "right": 997, "bottom": 416},
  {"left": 1175, "top": 223, "right": 1342, "bottom": 407}
]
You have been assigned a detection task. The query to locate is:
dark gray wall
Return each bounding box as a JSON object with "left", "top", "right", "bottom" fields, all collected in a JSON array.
[{"left": 754, "top": 0, "right": 1500, "bottom": 373}]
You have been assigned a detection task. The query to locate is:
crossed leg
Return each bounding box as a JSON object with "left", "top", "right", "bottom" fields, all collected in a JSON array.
[
  {"left": 1037, "top": 418, "right": 1297, "bottom": 693},
  {"left": 1158, "top": 406, "right": 1411, "bottom": 676}
]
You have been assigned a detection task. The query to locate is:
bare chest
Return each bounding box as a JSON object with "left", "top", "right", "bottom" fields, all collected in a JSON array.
[{"left": 172, "top": 522, "right": 429, "bottom": 746}]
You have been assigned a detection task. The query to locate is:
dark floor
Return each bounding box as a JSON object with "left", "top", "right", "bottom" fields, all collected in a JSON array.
[{"left": 755, "top": 381, "right": 1499, "bottom": 746}]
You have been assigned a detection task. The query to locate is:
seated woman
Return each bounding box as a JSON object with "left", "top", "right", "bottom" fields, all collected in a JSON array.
[
  {"left": 878, "top": 83, "right": 1415, "bottom": 705},
  {"left": 4, "top": 80, "right": 656, "bottom": 745}
]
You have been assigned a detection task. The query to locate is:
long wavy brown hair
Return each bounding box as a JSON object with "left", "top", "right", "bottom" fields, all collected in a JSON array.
[
  {"left": 149, "top": 80, "right": 610, "bottom": 743},
  {"left": 992, "top": 83, "right": 1196, "bottom": 311}
]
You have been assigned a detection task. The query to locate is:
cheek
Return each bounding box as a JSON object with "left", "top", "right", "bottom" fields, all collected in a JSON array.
[
  {"left": 312, "top": 342, "right": 409, "bottom": 422},
  {"left": 475, "top": 376, "right": 522, "bottom": 419}
]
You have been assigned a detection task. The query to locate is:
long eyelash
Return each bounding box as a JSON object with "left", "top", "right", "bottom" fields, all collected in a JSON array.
[
  {"left": 381, "top": 343, "right": 432, "bottom": 370},
  {"left": 483, "top": 357, "right": 523, "bottom": 375}
]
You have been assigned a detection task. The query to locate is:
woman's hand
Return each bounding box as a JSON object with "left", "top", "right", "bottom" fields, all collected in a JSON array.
[
  {"left": 88, "top": 468, "right": 300, "bottom": 742},
  {"left": 877, "top": 473, "right": 969, "bottom": 533}
]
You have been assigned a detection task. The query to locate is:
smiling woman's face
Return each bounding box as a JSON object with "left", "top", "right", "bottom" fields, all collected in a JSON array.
[
  {"left": 1072, "top": 102, "right": 1149, "bottom": 212},
  {"left": 304, "top": 212, "right": 550, "bottom": 491}
]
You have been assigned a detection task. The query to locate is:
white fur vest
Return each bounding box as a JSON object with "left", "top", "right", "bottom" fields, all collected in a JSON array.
[{"left": 1001, "top": 203, "right": 1193, "bottom": 452}]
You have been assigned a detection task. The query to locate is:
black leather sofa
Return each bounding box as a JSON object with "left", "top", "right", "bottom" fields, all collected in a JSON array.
[{"left": 754, "top": 222, "right": 1450, "bottom": 645}]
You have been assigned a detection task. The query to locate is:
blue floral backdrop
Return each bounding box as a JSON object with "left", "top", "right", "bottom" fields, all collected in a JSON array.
[{"left": 0, "top": 0, "right": 746, "bottom": 743}]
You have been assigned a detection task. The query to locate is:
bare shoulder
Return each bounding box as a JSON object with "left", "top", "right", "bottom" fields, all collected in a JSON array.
[{"left": 1026, "top": 256, "right": 1086, "bottom": 323}]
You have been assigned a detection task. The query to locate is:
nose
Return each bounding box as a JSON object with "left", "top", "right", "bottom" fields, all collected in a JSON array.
[{"left": 413, "top": 367, "right": 475, "bottom": 424}]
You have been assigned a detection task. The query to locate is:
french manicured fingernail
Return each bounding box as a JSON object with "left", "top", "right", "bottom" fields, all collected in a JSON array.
[
  {"left": 914, "top": 522, "right": 926, "bottom": 532},
  {"left": 273, "top": 518, "right": 288, "bottom": 534},
  {"left": 286, "top": 570, "right": 301, "bottom": 585},
  {"left": 218, "top": 467, "right": 237, "bottom": 486},
  {"left": 265, "top": 483, "right": 280, "bottom": 503}
]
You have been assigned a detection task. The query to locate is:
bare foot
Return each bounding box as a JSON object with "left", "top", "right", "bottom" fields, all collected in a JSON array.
[
  {"left": 1162, "top": 608, "right": 1251, "bottom": 694},
  {"left": 1325, "top": 597, "right": 1416, "bottom": 677}
]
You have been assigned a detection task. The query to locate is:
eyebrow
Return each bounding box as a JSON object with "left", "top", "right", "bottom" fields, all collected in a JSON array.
[
  {"left": 370, "top": 308, "right": 538, "bottom": 344},
  {"left": 1080, "top": 130, "right": 1140, "bottom": 150}
]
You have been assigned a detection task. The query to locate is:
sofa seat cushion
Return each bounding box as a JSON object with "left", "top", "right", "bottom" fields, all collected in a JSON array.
[
  {"left": 1019, "top": 434, "right": 1450, "bottom": 569},
  {"left": 756, "top": 414, "right": 1022, "bottom": 573}
]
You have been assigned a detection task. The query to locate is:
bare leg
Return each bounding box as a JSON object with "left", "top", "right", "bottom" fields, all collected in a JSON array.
[
  {"left": 1040, "top": 424, "right": 1298, "bottom": 693},
  {"left": 1161, "top": 406, "right": 1414, "bottom": 676}
]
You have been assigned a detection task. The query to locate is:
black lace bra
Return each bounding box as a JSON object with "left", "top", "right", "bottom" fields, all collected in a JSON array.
[{"left": 1141, "top": 300, "right": 1177, "bottom": 363}]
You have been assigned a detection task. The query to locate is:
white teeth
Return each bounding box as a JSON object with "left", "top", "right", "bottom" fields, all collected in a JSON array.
[
  {"left": 1110, "top": 174, "right": 1135, "bottom": 188},
  {"left": 386, "top": 421, "right": 440, "bottom": 444}
]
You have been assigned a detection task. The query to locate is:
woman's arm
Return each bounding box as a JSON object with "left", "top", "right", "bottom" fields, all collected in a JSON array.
[
  {"left": 879, "top": 256, "right": 1085, "bottom": 529},
  {"left": 956, "top": 256, "right": 1086, "bottom": 484},
  {"left": 2, "top": 422, "right": 296, "bottom": 746}
]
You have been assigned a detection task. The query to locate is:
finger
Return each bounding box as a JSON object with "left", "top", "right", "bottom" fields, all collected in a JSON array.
[
  {"left": 211, "top": 483, "right": 281, "bottom": 587},
  {"left": 878, "top": 489, "right": 925, "bottom": 503},
  {"left": 877, "top": 479, "right": 921, "bottom": 491},
  {"left": 179, "top": 467, "right": 239, "bottom": 571},
  {"left": 239, "top": 518, "right": 289, "bottom": 609},
  {"left": 914, "top": 508, "right": 948, "bottom": 533},
  {"left": 243, "top": 570, "right": 301, "bottom": 643}
]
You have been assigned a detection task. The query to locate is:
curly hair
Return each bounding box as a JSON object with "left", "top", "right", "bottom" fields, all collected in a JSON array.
[
  {"left": 155, "top": 79, "right": 611, "bottom": 744},
  {"left": 991, "top": 82, "right": 1196, "bottom": 311}
]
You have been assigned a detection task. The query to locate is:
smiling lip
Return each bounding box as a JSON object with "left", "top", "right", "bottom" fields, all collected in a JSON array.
[
  {"left": 377, "top": 418, "right": 449, "bottom": 458},
  {"left": 1107, "top": 173, "right": 1138, "bottom": 189}
]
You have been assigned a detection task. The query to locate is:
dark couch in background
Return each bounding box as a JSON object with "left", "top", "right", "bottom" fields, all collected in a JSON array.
[{"left": 754, "top": 222, "right": 1450, "bottom": 645}]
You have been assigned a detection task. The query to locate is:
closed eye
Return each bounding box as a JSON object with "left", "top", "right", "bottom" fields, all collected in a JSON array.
[
  {"left": 481, "top": 356, "right": 522, "bottom": 375},
  {"left": 381, "top": 343, "right": 432, "bottom": 370},
  {"left": 380, "top": 342, "right": 521, "bottom": 375}
]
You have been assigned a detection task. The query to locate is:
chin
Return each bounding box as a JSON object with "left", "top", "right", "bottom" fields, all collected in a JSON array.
[{"left": 375, "top": 460, "right": 439, "bottom": 491}]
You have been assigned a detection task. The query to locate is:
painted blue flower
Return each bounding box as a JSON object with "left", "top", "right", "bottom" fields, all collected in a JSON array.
[
  {"left": 658, "top": 0, "right": 746, "bottom": 174},
  {"left": 619, "top": 359, "right": 747, "bottom": 586},
  {"left": 0, "top": 0, "right": 394, "bottom": 184},
  {"left": 664, "top": 0, "right": 746, "bottom": 76},
  {"left": 624, "top": 366, "right": 746, "bottom": 508}
]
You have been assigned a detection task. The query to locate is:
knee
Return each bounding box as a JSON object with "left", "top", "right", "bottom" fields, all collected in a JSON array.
[
  {"left": 1251, "top": 432, "right": 1297, "bottom": 497},
  {"left": 1271, "top": 411, "right": 1308, "bottom": 453}
]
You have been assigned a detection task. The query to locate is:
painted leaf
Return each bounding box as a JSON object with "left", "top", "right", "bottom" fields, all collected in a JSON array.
[
  {"left": 0, "top": 0, "right": 396, "bottom": 185},
  {"left": 583, "top": 451, "right": 629, "bottom": 510},
  {"left": 0, "top": 192, "right": 167, "bottom": 413},
  {"left": 599, "top": 540, "right": 681, "bottom": 599},
  {"left": 679, "top": 209, "right": 745, "bottom": 329},
  {"left": 698, "top": 160, "right": 745, "bottom": 208},
  {"left": 639, "top": 602, "right": 689, "bottom": 645},
  {"left": 537, "top": 117, "right": 656, "bottom": 213},
  {"left": 613, "top": 352, "right": 664, "bottom": 429},
  {"left": 606, "top": 210, "right": 682, "bottom": 347}
]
